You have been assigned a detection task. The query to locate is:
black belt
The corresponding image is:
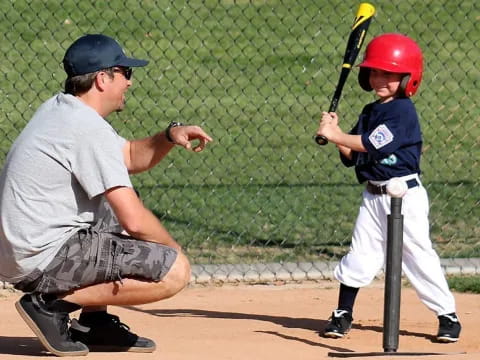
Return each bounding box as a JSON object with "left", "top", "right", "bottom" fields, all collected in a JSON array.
[{"left": 366, "top": 178, "right": 419, "bottom": 195}]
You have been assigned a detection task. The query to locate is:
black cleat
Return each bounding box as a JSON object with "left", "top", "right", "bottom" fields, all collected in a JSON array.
[
  {"left": 436, "top": 313, "right": 461, "bottom": 343},
  {"left": 15, "top": 293, "right": 88, "bottom": 356},
  {"left": 323, "top": 309, "right": 353, "bottom": 338},
  {"left": 70, "top": 312, "right": 156, "bottom": 352}
]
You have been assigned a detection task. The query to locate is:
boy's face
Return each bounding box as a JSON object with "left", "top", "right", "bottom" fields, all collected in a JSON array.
[{"left": 369, "top": 69, "right": 404, "bottom": 103}]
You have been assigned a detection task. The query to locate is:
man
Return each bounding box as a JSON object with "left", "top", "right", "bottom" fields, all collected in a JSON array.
[{"left": 0, "top": 34, "right": 212, "bottom": 356}]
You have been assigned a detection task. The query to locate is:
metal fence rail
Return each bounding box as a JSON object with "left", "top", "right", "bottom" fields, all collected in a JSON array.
[
  {"left": 0, "top": 1, "right": 478, "bottom": 283},
  {"left": 190, "top": 258, "right": 480, "bottom": 285}
]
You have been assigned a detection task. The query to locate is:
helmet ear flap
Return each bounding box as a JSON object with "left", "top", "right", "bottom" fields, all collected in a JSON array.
[
  {"left": 358, "top": 68, "right": 372, "bottom": 91},
  {"left": 402, "top": 73, "right": 421, "bottom": 97}
]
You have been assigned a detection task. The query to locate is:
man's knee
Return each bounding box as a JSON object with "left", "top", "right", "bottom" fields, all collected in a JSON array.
[
  {"left": 160, "top": 251, "right": 191, "bottom": 298},
  {"left": 173, "top": 251, "right": 191, "bottom": 286}
]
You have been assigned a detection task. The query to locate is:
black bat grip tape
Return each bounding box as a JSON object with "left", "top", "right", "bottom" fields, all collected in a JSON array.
[{"left": 314, "top": 135, "right": 328, "bottom": 145}]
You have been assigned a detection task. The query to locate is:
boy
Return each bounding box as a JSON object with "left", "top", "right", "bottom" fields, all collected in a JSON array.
[{"left": 315, "top": 33, "right": 461, "bottom": 342}]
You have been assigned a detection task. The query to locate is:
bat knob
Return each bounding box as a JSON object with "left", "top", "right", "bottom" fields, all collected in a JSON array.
[{"left": 314, "top": 135, "right": 329, "bottom": 146}]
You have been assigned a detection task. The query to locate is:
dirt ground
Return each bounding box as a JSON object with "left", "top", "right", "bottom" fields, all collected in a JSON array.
[{"left": 0, "top": 280, "right": 478, "bottom": 360}]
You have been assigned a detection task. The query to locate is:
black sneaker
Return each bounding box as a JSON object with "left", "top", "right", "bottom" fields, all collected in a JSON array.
[
  {"left": 15, "top": 293, "right": 89, "bottom": 356},
  {"left": 436, "top": 313, "right": 461, "bottom": 343},
  {"left": 70, "top": 312, "right": 156, "bottom": 352},
  {"left": 323, "top": 309, "right": 353, "bottom": 338}
]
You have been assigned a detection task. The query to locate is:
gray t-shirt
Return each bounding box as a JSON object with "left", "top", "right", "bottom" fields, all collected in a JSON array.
[{"left": 0, "top": 93, "right": 132, "bottom": 282}]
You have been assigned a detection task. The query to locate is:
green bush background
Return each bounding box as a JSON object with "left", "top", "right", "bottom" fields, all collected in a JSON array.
[{"left": 0, "top": 0, "right": 478, "bottom": 265}]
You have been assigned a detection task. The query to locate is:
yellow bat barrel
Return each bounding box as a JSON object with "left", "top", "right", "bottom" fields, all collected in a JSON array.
[{"left": 353, "top": 3, "right": 376, "bottom": 29}]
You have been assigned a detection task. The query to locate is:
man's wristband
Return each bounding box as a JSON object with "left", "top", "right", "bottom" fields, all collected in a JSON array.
[{"left": 165, "top": 121, "right": 184, "bottom": 143}]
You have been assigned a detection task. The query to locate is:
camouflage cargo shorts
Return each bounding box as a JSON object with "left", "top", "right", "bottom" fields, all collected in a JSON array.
[{"left": 14, "top": 228, "right": 178, "bottom": 294}]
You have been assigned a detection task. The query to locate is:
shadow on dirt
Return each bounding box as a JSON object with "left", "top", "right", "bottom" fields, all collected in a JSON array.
[
  {"left": 124, "top": 306, "right": 437, "bottom": 345},
  {"left": 0, "top": 336, "right": 47, "bottom": 356}
]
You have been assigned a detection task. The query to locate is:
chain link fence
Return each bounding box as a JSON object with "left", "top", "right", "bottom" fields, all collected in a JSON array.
[{"left": 0, "top": 0, "right": 478, "bottom": 284}]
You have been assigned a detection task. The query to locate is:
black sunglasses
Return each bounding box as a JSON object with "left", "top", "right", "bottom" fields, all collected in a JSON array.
[{"left": 112, "top": 67, "right": 133, "bottom": 80}]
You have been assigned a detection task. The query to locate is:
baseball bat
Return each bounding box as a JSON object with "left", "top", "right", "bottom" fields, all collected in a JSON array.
[{"left": 315, "top": 3, "right": 375, "bottom": 146}]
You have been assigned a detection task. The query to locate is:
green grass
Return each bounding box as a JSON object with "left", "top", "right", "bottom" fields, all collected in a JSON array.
[
  {"left": 0, "top": 0, "right": 478, "bottom": 264},
  {"left": 447, "top": 276, "right": 480, "bottom": 294}
]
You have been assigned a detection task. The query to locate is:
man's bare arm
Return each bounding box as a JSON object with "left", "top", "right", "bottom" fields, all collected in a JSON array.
[
  {"left": 105, "top": 186, "right": 181, "bottom": 250},
  {"left": 123, "top": 125, "right": 212, "bottom": 174}
]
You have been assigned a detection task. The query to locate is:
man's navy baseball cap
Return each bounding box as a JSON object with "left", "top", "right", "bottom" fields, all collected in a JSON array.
[{"left": 63, "top": 34, "right": 149, "bottom": 77}]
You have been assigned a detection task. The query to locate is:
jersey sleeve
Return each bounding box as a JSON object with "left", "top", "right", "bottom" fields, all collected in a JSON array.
[
  {"left": 70, "top": 128, "right": 132, "bottom": 199},
  {"left": 360, "top": 102, "right": 417, "bottom": 160}
]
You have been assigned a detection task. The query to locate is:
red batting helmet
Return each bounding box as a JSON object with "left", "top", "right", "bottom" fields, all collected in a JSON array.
[{"left": 358, "top": 33, "right": 423, "bottom": 97}]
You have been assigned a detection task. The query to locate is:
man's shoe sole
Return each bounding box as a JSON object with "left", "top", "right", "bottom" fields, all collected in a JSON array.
[
  {"left": 86, "top": 344, "right": 156, "bottom": 353},
  {"left": 15, "top": 300, "right": 89, "bottom": 357}
]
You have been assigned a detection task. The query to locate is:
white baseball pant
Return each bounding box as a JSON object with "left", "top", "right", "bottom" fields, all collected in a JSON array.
[{"left": 334, "top": 174, "right": 456, "bottom": 316}]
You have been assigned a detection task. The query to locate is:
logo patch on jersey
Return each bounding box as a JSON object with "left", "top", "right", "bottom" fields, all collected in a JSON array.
[
  {"left": 369, "top": 124, "right": 394, "bottom": 149},
  {"left": 380, "top": 154, "right": 397, "bottom": 166}
]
